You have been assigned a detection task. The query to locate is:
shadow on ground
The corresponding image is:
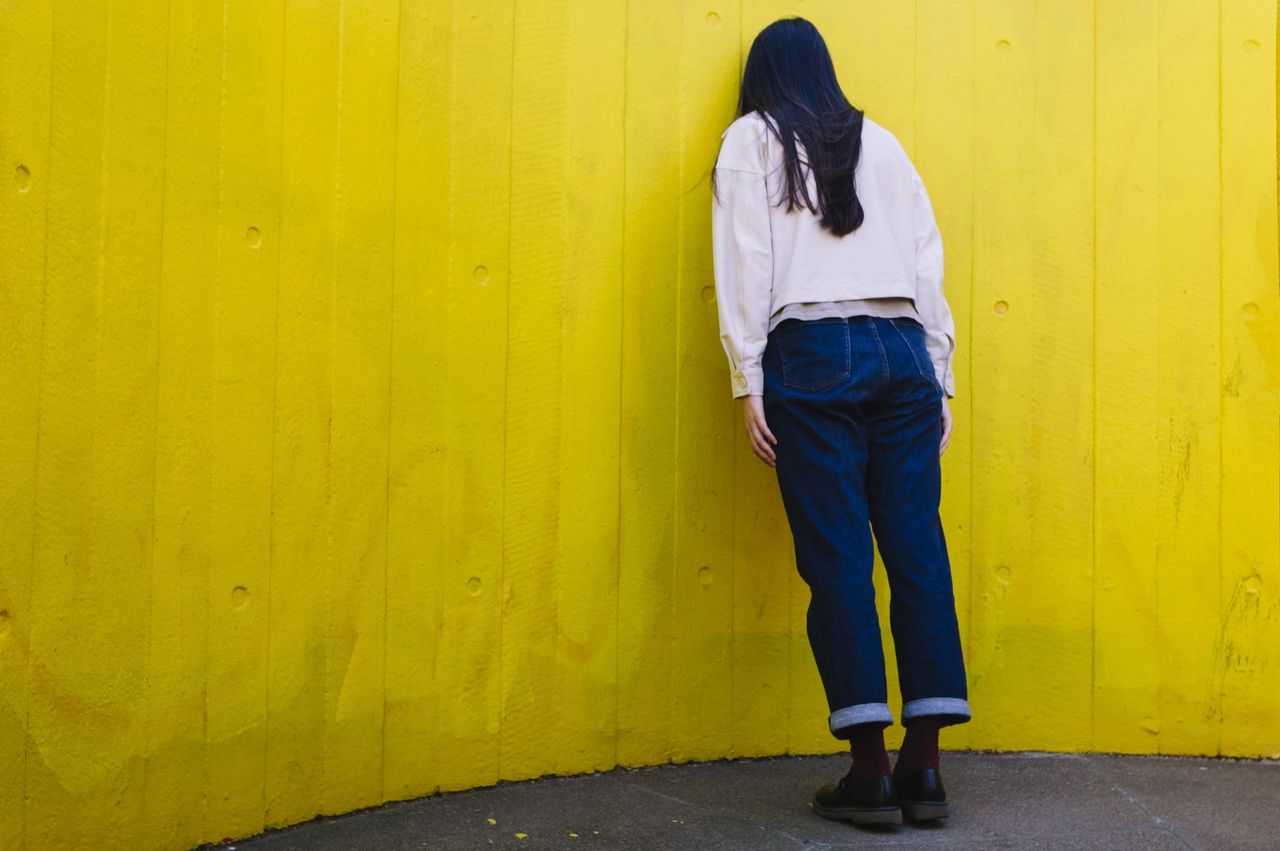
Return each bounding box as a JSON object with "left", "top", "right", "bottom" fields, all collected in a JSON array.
[{"left": 216, "top": 752, "right": 1279, "bottom": 850}]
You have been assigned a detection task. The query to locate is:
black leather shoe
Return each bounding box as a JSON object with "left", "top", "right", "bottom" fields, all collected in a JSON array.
[
  {"left": 891, "top": 765, "right": 948, "bottom": 821},
  {"left": 812, "top": 773, "right": 902, "bottom": 825}
]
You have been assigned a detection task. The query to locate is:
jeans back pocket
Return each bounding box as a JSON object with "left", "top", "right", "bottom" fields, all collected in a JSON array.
[
  {"left": 775, "top": 318, "right": 852, "bottom": 392},
  {"left": 887, "top": 317, "right": 941, "bottom": 395}
]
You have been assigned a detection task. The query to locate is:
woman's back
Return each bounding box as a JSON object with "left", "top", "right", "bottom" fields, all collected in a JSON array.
[
  {"left": 716, "top": 110, "right": 926, "bottom": 307},
  {"left": 712, "top": 109, "right": 954, "bottom": 400}
]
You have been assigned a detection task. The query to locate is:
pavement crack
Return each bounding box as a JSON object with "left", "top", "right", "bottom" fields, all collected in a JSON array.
[
  {"left": 625, "top": 782, "right": 815, "bottom": 848},
  {"left": 1104, "top": 783, "right": 1199, "bottom": 851},
  {"left": 1082, "top": 757, "right": 1200, "bottom": 851},
  {"left": 623, "top": 783, "right": 706, "bottom": 811}
]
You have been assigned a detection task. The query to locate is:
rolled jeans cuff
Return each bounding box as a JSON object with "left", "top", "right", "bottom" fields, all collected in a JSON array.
[
  {"left": 829, "top": 702, "right": 893, "bottom": 737},
  {"left": 901, "top": 697, "right": 971, "bottom": 726}
]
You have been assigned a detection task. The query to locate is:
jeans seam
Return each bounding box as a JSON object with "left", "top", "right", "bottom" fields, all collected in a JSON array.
[
  {"left": 842, "top": 319, "right": 851, "bottom": 384},
  {"left": 866, "top": 318, "right": 890, "bottom": 385},
  {"left": 888, "top": 319, "right": 941, "bottom": 395}
]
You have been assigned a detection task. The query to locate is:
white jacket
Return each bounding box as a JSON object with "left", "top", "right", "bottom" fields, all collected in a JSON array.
[{"left": 711, "top": 111, "right": 956, "bottom": 398}]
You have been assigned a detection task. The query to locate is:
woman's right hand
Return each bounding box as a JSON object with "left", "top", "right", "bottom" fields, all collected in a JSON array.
[
  {"left": 743, "top": 395, "right": 777, "bottom": 467},
  {"left": 939, "top": 396, "right": 953, "bottom": 455}
]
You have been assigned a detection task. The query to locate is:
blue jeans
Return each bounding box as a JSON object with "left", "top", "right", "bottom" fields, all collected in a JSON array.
[{"left": 761, "top": 314, "right": 970, "bottom": 738}]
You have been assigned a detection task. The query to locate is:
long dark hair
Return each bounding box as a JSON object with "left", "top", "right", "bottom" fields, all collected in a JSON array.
[{"left": 712, "top": 17, "right": 865, "bottom": 237}]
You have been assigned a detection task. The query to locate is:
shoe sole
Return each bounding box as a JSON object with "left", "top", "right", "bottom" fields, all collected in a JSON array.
[
  {"left": 812, "top": 802, "right": 903, "bottom": 825},
  {"left": 901, "top": 800, "right": 948, "bottom": 821}
]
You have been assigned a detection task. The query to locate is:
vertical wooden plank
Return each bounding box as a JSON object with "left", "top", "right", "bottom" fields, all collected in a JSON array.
[
  {"left": 729, "top": 474, "right": 793, "bottom": 758},
  {"left": 500, "top": 0, "right": 568, "bottom": 783},
  {"left": 970, "top": 0, "right": 1096, "bottom": 751},
  {"left": 319, "top": 0, "right": 398, "bottom": 813},
  {"left": 202, "top": 0, "right": 284, "bottom": 837},
  {"left": 0, "top": 0, "right": 52, "bottom": 844},
  {"left": 93, "top": 0, "right": 169, "bottom": 836},
  {"left": 24, "top": 0, "right": 167, "bottom": 844},
  {"left": 553, "top": 0, "right": 625, "bottom": 775},
  {"left": 915, "top": 0, "right": 975, "bottom": 753},
  {"left": 266, "top": 0, "right": 338, "bottom": 827},
  {"left": 384, "top": 0, "right": 451, "bottom": 802},
  {"left": 1155, "top": 0, "right": 1221, "bottom": 756},
  {"left": 727, "top": 0, "right": 794, "bottom": 750},
  {"left": 1021, "top": 0, "right": 1096, "bottom": 751},
  {"left": 145, "top": 0, "right": 219, "bottom": 843},
  {"left": 15, "top": 0, "right": 103, "bottom": 834},
  {"left": 617, "top": 0, "right": 680, "bottom": 767},
  {"left": 23, "top": 0, "right": 158, "bottom": 845},
  {"left": 1092, "top": 0, "right": 1161, "bottom": 753},
  {"left": 670, "top": 0, "right": 739, "bottom": 765},
  {"left": 1217, "top": 0, "right": 1280, "bottom": 758},
  {"left": 968, "top": 0, "right": 1035, "bottom": 751},
  {"left": 432, "top": 0, "right": 513, "bottom": 793},
  {"left": 96, "top": 0, "right": 171, "bottom": 640}
]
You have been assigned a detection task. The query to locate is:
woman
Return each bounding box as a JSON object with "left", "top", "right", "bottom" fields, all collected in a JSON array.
[{"left": 710, "top": 17, "right": 970, "bottom": 826}]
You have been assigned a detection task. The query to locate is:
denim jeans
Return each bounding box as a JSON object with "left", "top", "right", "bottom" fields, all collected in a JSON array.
[{"left": 761, "top": 314, "right": 970, "bottom": 738}]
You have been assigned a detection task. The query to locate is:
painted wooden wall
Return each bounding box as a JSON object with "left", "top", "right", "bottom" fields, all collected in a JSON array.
[{"left": 1, "top": 1, "right": 1277, "bottom": 849}]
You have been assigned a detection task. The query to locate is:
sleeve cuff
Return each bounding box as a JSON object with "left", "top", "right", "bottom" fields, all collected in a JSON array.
[
  {"left": 936, "top": 366, "right": 956, "bottom": 398},
  {"left": 731, "top": 368, "right": 764, "bottom": 398}
]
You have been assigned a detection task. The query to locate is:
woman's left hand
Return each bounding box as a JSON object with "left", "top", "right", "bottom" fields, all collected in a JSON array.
[{"left": 940, "top": 397, "right": 953, "bottom": 455}]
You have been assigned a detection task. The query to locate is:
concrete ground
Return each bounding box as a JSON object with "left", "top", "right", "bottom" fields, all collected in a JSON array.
[{"left": 220, "top": 752, "right": 1279, "bottom": 851}]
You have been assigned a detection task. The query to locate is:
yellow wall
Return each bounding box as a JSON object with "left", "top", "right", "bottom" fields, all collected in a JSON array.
[{"left": 1, "top": 1, "right": 1277, "bottom": 849}]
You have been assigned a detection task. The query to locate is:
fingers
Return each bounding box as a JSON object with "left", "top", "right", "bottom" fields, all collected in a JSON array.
[
  {"left": 741, "top": 396, "right": 777, "bottom": 466},
  {"left": 749, "top": 421, "right": 776, "bottom": 466},
  {"left": 939, "top": 403, "right": 953, "bottom": 455},
  {"left": 760, "top": 418, "right": 777, "bottom": 447}
]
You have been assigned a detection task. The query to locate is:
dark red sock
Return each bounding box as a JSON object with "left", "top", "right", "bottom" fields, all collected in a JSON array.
[
  {"left": 847, "top": 724, "right": 891, "bottom": 778},
  {"left": 896, "top": 717, "right": 941, "bottom": 773}
]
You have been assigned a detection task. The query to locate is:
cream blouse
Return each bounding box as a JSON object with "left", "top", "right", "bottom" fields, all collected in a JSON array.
[{"left": 711, "top": 111, "right": 957, "bottom": 399}]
